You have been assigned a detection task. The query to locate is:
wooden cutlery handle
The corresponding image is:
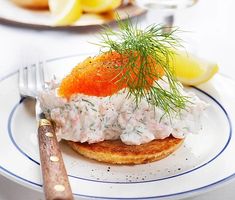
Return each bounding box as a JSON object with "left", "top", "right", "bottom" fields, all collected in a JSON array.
[{"left": 38, "top": 118, "right": 73, "bottom": 200}]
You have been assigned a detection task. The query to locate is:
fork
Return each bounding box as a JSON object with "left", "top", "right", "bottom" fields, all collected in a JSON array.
[{"left": 19, "top": 61, "right": 73, "bottom": 200}]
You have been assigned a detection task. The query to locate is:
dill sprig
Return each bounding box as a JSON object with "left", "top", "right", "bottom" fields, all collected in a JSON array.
[{"left": 97, "top": 17, "right": 188, "bottom": 116}]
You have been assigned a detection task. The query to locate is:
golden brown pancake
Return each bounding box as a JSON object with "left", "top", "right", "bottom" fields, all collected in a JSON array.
[
  {"left": 68, "top": 136, "right": 184, "bottom": 165},
  {"left": 11, "top": 0, "right": 48, "bottom": 9}
]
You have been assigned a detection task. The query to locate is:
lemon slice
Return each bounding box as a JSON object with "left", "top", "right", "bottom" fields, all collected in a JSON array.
[
  {"left": 81, "top": 0, "right": 122, "bottom": 13},
  {"left": 49, "top": 0, "right": 82, "bottom": 26},
  {"left": 171, "top": 52, "right": 219, "bottom": 86}
]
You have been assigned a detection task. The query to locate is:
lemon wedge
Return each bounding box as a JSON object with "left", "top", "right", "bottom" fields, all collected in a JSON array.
[
  {"left": 81, "top": 0, "right": 122, "bottom": 13},
  {"left": 171, "top": 52, "right": 219, "bottom": 86},
  {"left": 49, "top": 0, "right": 82, "bottom": 26}
]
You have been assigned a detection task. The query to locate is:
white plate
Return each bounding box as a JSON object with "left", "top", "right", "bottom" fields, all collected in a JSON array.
[
  {"left": 0, "top": 54, "right": 235, "bottom": 200},
  {"left": 0, "top": 1, "right": 146, "bottom": 28}
]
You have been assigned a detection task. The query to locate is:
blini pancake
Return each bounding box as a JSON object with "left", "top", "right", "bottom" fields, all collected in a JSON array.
[{"left": 68, "top": 136, "right": 183, "bottom": 165}]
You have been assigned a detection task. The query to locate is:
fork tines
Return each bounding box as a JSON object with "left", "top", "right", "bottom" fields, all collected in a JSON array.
[{"left": 19, "top": 61, "right": 45, "bottom": 98}]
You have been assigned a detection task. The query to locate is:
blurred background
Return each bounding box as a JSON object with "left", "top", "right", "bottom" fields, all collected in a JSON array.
[{"left": 0, "top": 0, "right": 234, "bottom": 79}]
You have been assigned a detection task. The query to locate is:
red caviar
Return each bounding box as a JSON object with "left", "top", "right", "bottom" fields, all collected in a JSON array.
[{"left": 58, "top": 51, "right": 164, "bottom": 99}]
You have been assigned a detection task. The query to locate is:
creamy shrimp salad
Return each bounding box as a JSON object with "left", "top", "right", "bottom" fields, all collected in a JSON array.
[{"left": 39, "top": 78, "right": 208, "bottom": 145}]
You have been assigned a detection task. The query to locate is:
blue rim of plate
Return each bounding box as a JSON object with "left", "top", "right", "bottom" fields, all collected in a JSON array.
[{"left": 0, "top": 54, "right": 233, "bottom": 199}]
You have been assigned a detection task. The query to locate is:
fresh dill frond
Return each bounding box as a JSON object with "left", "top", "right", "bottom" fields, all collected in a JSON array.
[{"left": 97, "top": 17, "right": 188, "bottom": 116}]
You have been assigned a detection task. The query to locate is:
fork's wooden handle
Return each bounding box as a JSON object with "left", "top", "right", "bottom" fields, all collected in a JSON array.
[{"left": 38, "top": 118, "right": 73, "bottom": 200}]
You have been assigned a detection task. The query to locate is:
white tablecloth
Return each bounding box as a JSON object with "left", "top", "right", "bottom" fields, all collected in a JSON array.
[{"left": 0, "top": 0, "right": 235, "bottom": 199}]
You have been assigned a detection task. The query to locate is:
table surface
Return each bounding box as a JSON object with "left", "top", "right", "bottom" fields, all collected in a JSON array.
[{"left": 0, "top": 0, "right": 235, "bottom": 199}]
